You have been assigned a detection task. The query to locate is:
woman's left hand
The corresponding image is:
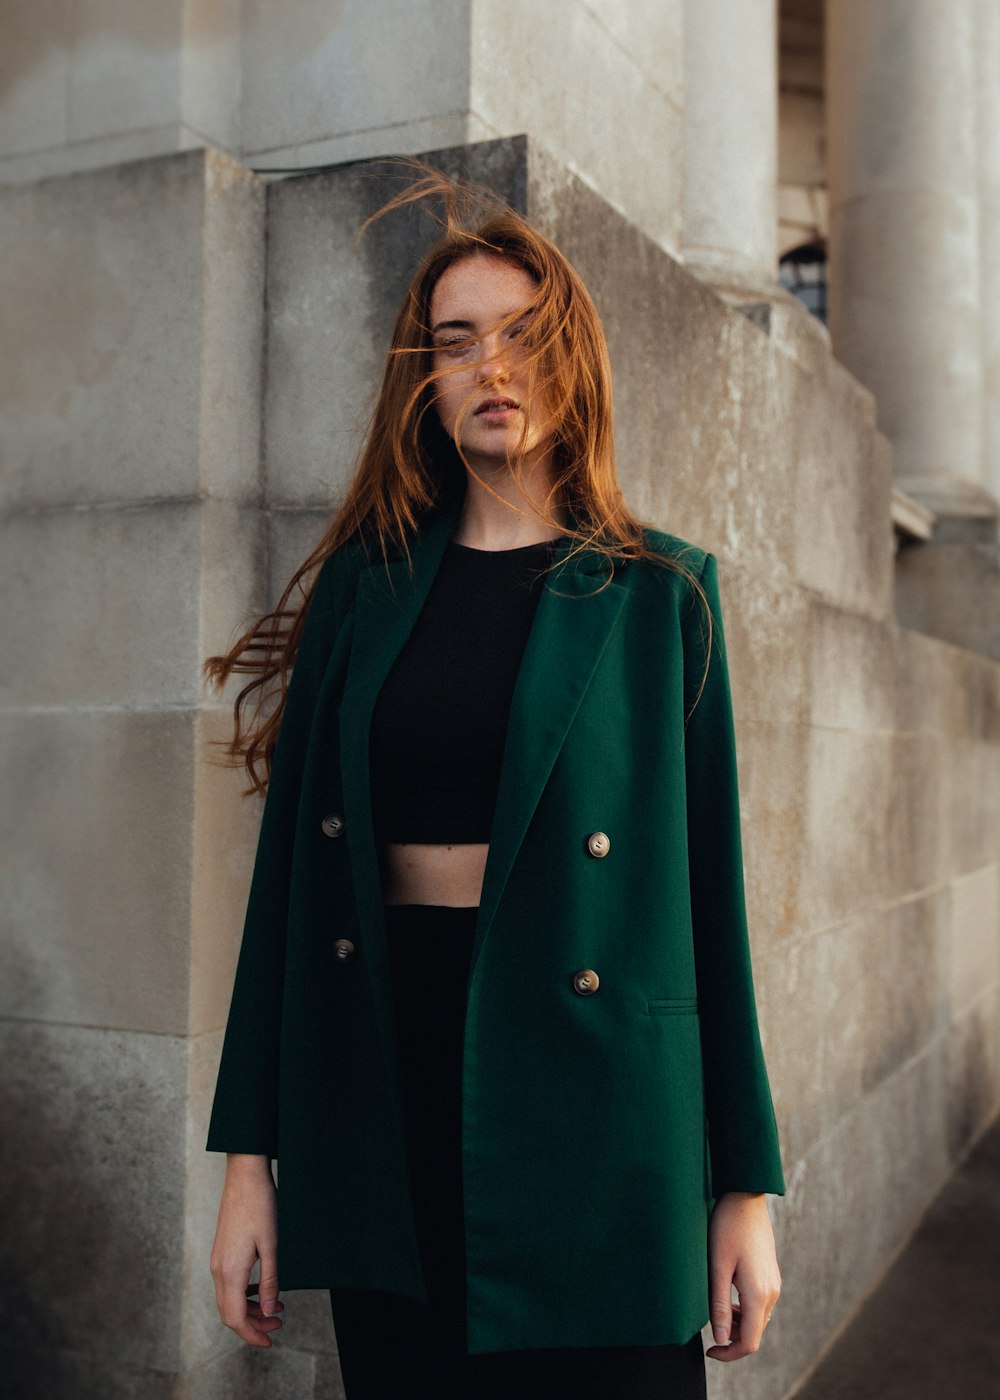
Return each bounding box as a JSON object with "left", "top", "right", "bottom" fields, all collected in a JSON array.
[{"left": 705, "top": 1190, "right": 781, "bottom": 1362}]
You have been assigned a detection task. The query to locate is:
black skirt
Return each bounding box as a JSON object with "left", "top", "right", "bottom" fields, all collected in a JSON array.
[{"left": 329, "top": 902, "right": 707, "bottom": 1400}]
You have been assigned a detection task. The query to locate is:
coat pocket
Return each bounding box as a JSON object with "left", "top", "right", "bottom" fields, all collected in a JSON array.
[{"left": 646, "top": 996, "right": 699, "bottom": 1016}]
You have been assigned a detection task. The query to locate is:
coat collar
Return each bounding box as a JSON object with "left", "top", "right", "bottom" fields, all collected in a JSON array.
[{"left": 339, "top": 484, "right": 631, "bottom": 1056}]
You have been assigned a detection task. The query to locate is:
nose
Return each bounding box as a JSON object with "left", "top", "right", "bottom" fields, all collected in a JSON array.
[{"left": 474, "top": 332, "right": 511, "bottom": 383}]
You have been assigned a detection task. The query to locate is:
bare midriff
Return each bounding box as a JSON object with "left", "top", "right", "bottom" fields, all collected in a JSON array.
[{"left": 380, "top": 841, "right": 489, "bottom": 908}]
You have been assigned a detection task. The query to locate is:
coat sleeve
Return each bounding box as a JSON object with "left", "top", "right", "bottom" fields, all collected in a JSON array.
[
  {"left": 205, "top": 552, "right": 342, "bottom": 1158},
  {"left": 682, "top": 550, "right": 786, "bottom": 1199}
]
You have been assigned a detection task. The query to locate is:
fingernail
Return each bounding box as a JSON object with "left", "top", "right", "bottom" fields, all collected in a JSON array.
[
  {"left": 262, "top": 1302, "right": 275, "bottom": 1317},
  {"left": 712, "top": 1327, "right": 729, "bottom": 1345}
]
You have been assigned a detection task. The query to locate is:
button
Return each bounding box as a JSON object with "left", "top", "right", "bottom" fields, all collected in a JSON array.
[
  {"left": 572, "top": 968, "right": 600, "bottom": 996},
  {"left": 334, "top": 939, "right": 356, "bottom": 963},
  {"left": 586, "top": 831, "right": 610, "bottom": 858},
  {"left": 322, "top": 813, "right": 346, "bottom": 838}
]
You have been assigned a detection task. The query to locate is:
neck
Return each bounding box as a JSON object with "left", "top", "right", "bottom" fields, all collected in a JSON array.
[{"left": 452, "top": 452, "right": 570, "bottom": 550}]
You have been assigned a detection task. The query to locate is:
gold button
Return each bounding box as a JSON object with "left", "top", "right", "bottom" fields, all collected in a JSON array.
[
  {"left": 586, "top": 831, "right": 610, "bottom": 858},
  {"left": 334, "top": 938, "right": 356, "bottom": 963},
  {"left": 322, "top": 813, "right": 346, "bottom": 838},
  {"left": 572, "top": 968, "right": 600, "bottom": 996}
]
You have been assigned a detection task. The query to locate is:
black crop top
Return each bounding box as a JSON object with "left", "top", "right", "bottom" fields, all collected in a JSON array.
[{"left": 369, "top": 537, "right": 558, "bottom": 844}]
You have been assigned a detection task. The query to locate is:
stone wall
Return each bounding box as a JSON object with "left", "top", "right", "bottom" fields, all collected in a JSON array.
[{"left": 1, "top": 135, "right": 998, "bottom": 1398}]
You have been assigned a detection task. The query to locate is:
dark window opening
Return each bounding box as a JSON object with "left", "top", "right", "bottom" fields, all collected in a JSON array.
[{"left": 779, "top": 242, "right": 828, "bottom": 325}]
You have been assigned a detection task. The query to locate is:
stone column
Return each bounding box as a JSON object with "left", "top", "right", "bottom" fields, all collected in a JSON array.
[
  {"left": 825, "top": 0, "right": 993, "bottom": 520},
  {"left": 681, "top": 0, "right": 779, "bottom": 296},
  {"left": 976, "top": 0, "right": 1000, "bottom": 504}
]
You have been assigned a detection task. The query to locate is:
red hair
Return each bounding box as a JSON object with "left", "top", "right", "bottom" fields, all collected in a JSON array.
[{"left": 203, "top": 160, "right": 709, "bottom": 796}]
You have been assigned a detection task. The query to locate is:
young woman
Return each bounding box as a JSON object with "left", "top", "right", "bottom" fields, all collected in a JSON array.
[{"left": 205, "top": 164, "right": 785, "bottom": 1399}]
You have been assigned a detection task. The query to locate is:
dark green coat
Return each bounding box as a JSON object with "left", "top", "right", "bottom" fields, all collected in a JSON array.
[{"left": 206, "top": 483, "right": 785, "bottom": 1354}]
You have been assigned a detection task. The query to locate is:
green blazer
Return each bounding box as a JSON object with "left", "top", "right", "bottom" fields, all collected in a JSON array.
[{"left": 206, "top": 483, "right": 785, "bottom": 1354}]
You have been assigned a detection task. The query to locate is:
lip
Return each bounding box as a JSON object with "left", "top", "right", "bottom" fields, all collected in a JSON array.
[{"left": 474, "top": 397, "right": 521, "bottom": 417}]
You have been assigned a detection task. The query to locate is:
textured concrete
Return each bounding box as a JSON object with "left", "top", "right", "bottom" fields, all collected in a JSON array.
[{"left": 791, "top": 1110, "right": 1000, "bottom": 1400}]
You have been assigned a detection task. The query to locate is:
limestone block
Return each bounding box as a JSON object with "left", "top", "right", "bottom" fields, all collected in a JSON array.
[
  {"left": 950, "top": 646, "right": 1000, "bottom": 744},
  {"left": 0, "top": 706, "right": 193, "bottom": 1034},
  {"left": 758, "top": 889, "right": 949, "bottom": 1167},
  {"left": 799, "top": 726, "right": 894, "bottom": 929},
  {"left": 0, "top": 1022, "right": 187, "bottom": 1376},
  {"left": 241, "top": 0, "right": 471, "bottom": 156},
  {"left": 710, "top": 1039, "right": 951, "bottom": 1400},
  {"left": 885, "top": 730, "right": 949, "bottom": 901},
  {"left": 0, "top": 147, "right": 264, "bottom": 507},
  {"left": 895, "top": 535, "right": 1000, "bottom": 662},
  {"left": 945, "top": 737, "right": 1000, "bottom": 874},
  {"left": 807, "top": 600, "right": 896, "bottom": 732},
  {"left": 736, "top": 718, "right": 811, "bottom": 948},
  {"left": 892, "top": 623, "right": 968, "bottom": 737},
  {"left": 711, "top": 565, "right": 810, "bottom": 733},
  {"left": 794, "top": 362, "right": 894, "bottom": 621},
  {"left": 947, "top": 987, "right": 1000, "bottom": 1157},
  {"left": 1, "top": 503, "right": 197, "bottom": 707},
  {"left": 947, "top": 864, "right": 1000, "bottom": 1023},
  {"left": 471, "top": 0, "right": 684, "bottom": 255},
  {"left": 191, "top": 707, "right": 272, "bottom": 1037}
]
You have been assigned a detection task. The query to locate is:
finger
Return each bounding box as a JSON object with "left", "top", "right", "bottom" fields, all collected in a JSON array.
[
  {"left": 708, "top": 1266, "right": 734, "bottom": 1347},
  {"left": 257, "top": 1253, "right": 281, "bottom": 1319},
  {"left": 708, "top": 1292, "right": 766, "bottom": 1362},
  {"left": 219, "top": 1270, "right": 273, "bottom": 1349}
]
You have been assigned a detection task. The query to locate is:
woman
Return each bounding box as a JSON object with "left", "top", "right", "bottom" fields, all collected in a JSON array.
[{"left": 205, "top": 163, "right": 785, "bottom": 1399}]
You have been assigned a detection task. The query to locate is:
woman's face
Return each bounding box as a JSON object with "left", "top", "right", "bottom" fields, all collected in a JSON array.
[{"left": 428, "top": 253, "right": 557, "bottom": 474}]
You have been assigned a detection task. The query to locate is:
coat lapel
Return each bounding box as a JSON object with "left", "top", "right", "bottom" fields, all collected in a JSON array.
[
  {"left": 472, "top": 558, "right": 630, "bottom": 973},
  {"left": 338, "top": 489, "right": 631, "bottom": 1060}
]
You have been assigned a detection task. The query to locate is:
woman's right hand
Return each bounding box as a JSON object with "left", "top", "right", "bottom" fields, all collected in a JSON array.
[{"left": 209, "top": 1154, "right": 284, "bottom": 1347}]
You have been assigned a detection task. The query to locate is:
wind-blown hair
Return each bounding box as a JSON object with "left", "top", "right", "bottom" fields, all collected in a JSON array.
[{"left": 203, "top": 159, "right": 710, "bottom": 796}]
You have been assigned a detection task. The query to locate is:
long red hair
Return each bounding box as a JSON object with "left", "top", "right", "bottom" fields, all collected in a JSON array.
[{"left": 203, "top": 160, "right": 710, "bottom": 797}]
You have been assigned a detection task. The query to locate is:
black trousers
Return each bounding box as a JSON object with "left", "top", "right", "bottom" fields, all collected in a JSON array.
[{"left": 329, "top": 902, "right": 707, "bottom": 1400}]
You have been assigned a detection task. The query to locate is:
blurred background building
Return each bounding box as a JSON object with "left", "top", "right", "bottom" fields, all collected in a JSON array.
[{"left": 2, "top": 1, "right": 999, "bottom": 1396}]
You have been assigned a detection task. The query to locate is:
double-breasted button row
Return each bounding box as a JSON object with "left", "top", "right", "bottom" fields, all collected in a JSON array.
[
  {"left": 586, "top": 830, "right": 610, "bottom": 858},
  {"left": 322, "top": 812, "right": 346, "bottom": 839}
]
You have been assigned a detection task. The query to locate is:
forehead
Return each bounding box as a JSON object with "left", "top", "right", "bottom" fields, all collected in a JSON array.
[{"left": 429, "top": 253, "right": 535, "bottom": 321}]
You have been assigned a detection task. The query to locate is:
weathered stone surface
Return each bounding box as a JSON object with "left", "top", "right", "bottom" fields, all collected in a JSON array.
[
  {"left": 756, "top": 890, "right": 949, "bottom": 1166},
  {"left": 736, "top": 717, "right": 812, "bottom": 949},
  {"left": 709, "top": 1041, "right": 952, "bottom": 1400},
  {"left": 0, "top": 707, "right": 193, "bottom": 1034},
  {"left": 0, "top": 1023, "right": 187, "bottom": 1376},
  {"left": 947, "top": 864, "right": 1000, "bottom": 1023},
  {"left": 0, "top": 148, "right": 264, "bottom": 507},
  {"left": 794, "top": 360, "right": 895, "bottom": 622},
  {"left": 947, "top": 986, "right": 1000, "bottom": 1159}
]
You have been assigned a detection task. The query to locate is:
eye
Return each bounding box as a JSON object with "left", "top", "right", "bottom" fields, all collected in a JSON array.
[{"left": 434, "top": 336, "right": 476, "bottom": 357}]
